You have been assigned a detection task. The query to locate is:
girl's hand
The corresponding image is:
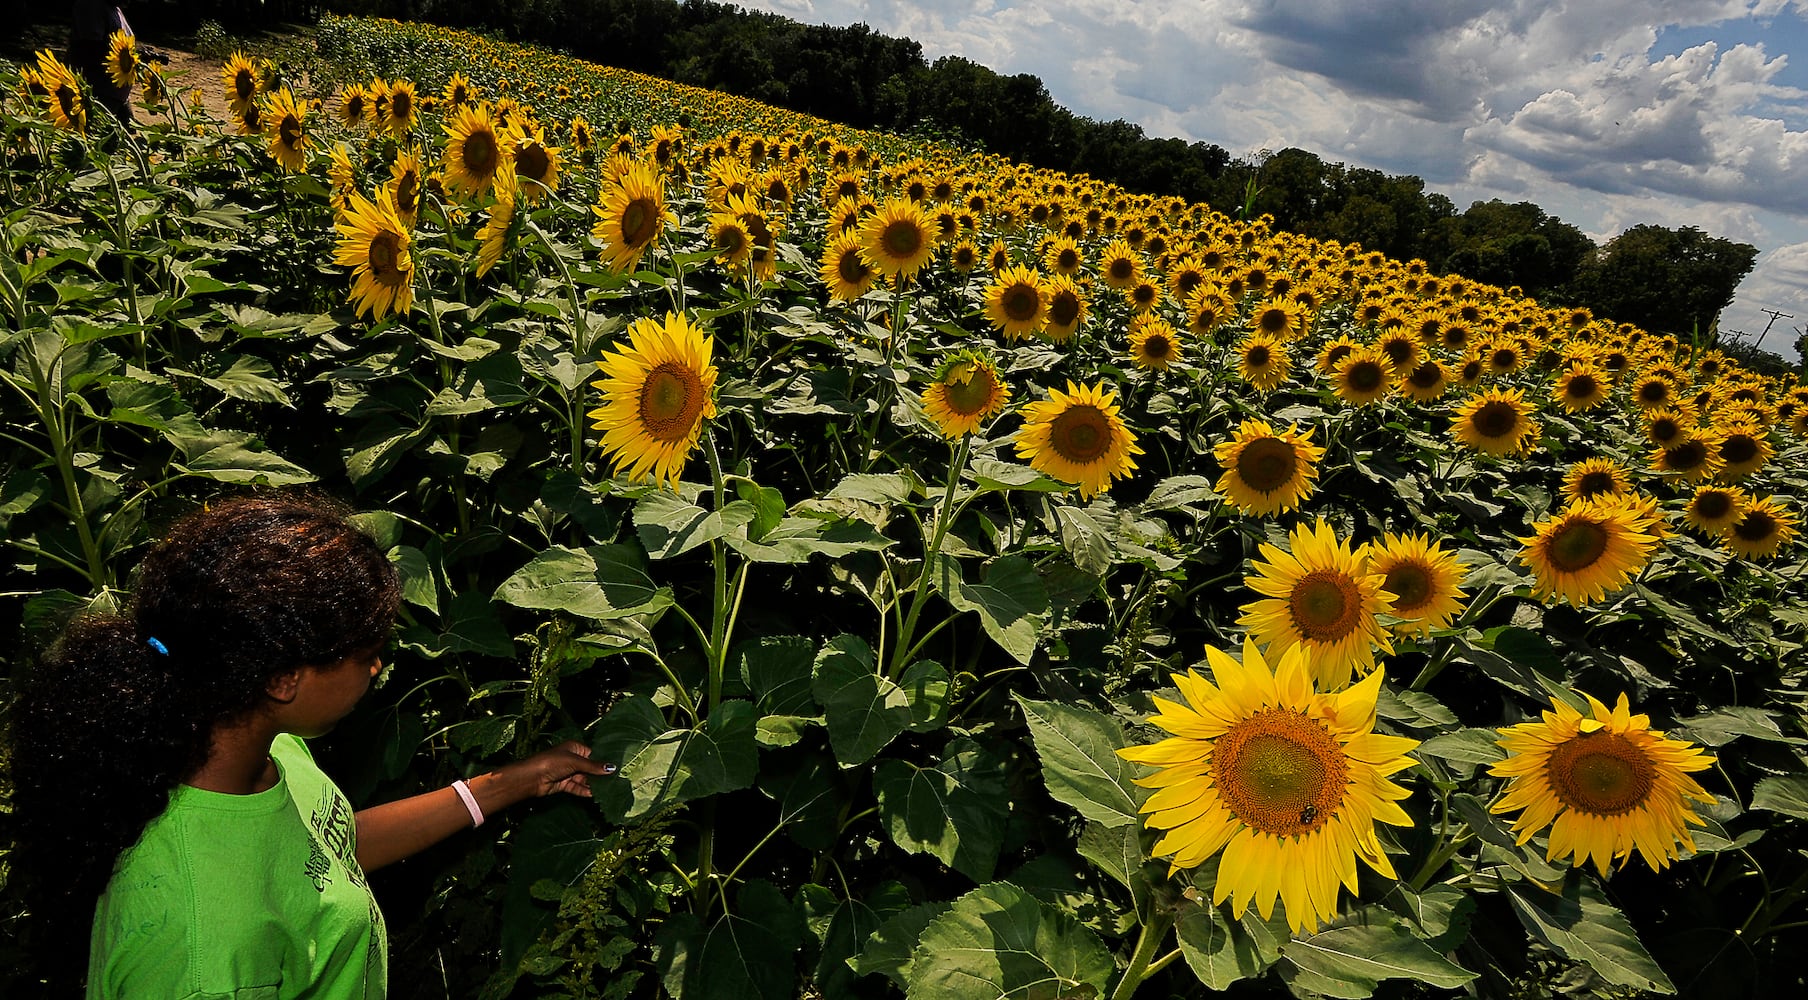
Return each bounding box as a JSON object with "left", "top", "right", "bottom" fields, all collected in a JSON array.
[{"left": 504, "top": 740, "right": 617, "bottom": 798}]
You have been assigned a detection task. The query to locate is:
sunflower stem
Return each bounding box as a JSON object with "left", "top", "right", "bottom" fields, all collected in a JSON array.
[
  {"left": 705, "top": 430, "right": 731, "bottom": 713},
  {"left": 1107, "top": 910, "right": 1174, "bottom": 1000},
  {"left": 888, "top": 434, "right": 969, "bottom": 680}
]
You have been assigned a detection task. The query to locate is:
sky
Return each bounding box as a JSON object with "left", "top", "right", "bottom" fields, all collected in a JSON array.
[{"left": 745, "top": 0, "right": 1808, "bottom": 361}]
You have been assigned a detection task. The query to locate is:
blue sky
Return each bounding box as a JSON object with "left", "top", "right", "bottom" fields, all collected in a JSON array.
[{"left": 748, "top": 0, "right": 1808, "bottom": 360}]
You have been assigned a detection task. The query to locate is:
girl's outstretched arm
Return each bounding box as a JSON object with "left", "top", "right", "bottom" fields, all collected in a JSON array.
[{"left": 353, "top": 740, "right": 614, "bottom": 871}]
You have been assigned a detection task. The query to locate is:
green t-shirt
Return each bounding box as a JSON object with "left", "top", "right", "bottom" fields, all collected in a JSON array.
[{"left": 87, "top": 733, "right": 387, "bottom": 999}]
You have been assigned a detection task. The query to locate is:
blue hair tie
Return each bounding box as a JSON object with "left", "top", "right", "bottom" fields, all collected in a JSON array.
[{"left": 146, "top": 637, "right": 169, "bottom": 656}]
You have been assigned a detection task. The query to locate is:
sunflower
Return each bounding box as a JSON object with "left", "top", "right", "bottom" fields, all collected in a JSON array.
[
  {"left": 1331, "top": 346, "right": 1392, "bottom": 406},
  {"left": 441, "top": 104, "right": 504, "bottom": 199},
  {"left": 327, "top": 144, "right": 357, "bottom": 216},
  {"left": 1399, "top": 359, "right": 1448, "bottom": 402},
  {"left": 1042, "top": 275, "right": 1087, "bottom": 342},
  {"left": 387, "top": 150, "right": 424, "bottom": 230},
  {"left": 1098, "top": 239, "right": 1142, "bottom": 289},
  {"left": 1723, "top": 496, "right": 1799, "bottom": 559},
  {"left": 1644, "top": 408, "right": 1693, "bottom": 447},
  {"left": 332, "top": 188, "right": 414, "bottom": 321},
  {"left": 337, "top": 83, "right": 370, "bottom": 128},
  {"left": 444, "top": 72, "right": 475, "bottom": 108},
  {"left": 1359, "top": 532, "right": 1469, "bottom": 638},
  {"left": 921, "top": 351, "right": 1010, "bottom": 438},
  {"left": 1117, "top": 641, "right": 1418, "bottom": 933},
  {"left": 1124, "top": 317, "right": 1181, "bottom": 371},
  {"left": 1451, "top": 388, "right": 1539, "bottom": 457},
  {"left": 34, "top": 51, "right": 86, "bottom": 133},
  {"left": 1239, "top": 518, "right": 1396, "bottom": 691},
  {"left": 1561, "top": 458, "right": 1631, "bottom": 504},
  {"left": 1124, "top": 278, "right": 1162, "bottom": 314},
  {"left": 949, "top": 239, "right": 980, "bottom": 273},
  {"left": 384, "top": 79, "right": 418, "bottom": 138},
  {"left": 984, "top": 265, "right": 1048, "bottom": 340},
  {"left": 1518, "top": 498, "right": 1659, "bottom": 606},
  {"left": 1238, "top": 332, "right": 1290, "bottom": 392},
  {"left": 1185, "top": 287, "right": 1229, "bottom": 338},
  {"left": 1013, "top": 381, "right": 1141, "bottom": 499},
  {"left": 857, "top": 199, "right": 936, "bottom": 281},
  {"left": 1042, "top": 237, "right": 1083, "bottom": 277},
  {"left": 1251, "top": 298, "right": 1305, "bottom": 341},
  {"left": 588, "top": 313, "right": 719, "bottom": 489},
  {"left": 221, "top": 51, "right": 258, "bottom": 112},
  {"left": 819, "top": 230, "right": 878, "bottom": 303},
  {"left": 987, "top": 239, "right": 1013, "bottom": 275},
  {"left": 475, "top": 165, "right": 518, "bottom": 278},
  {"left": 1554, "top": 362, "right": 1611, "bottom": 412},
  {"left": 1714, "top": 424, "right": 1772, "bottom": 481},
  {"left": 1491, "top": 692, "right": 1714, "bottom": 877},
  {"left": 708, "top": 212, "right": 753, "bottom": 271},
  {"left": 1650, "top": 432, "right": 1723, "bottom": 483},
  {"left": 509, "top": 122, "right": 562, "bottom": 203},
  {"left": 1213, "top": 420, "right": 1322, "bottom": 516},
  {"left": 1683, "top": 485, "right": 1746, "bottom": 537},
  {"left": 234, "top": 99, "right": 264, "bottom": 138},
  {"left": 593, "top": 161, "right": 671, "bottom": 273},
  {"left": 1376, "top": 329, "right": 1422, "bottom": 373},
  {"left": 105, "top": 30, "right": 140, "bottom": 93},
  {"left": 1630, "top": 372, "right": 1676, "bottom": 410},
  {"left": 727, "top": 194, "right": 779, "bottom": 283},
  {"left": 261, "top": 88, "right": 308, "bottom": 174}
]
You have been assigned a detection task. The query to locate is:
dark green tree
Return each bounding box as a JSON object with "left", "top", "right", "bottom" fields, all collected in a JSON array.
[{"left": 1566, "top": 225, "right": 1758, "bottom": 335}]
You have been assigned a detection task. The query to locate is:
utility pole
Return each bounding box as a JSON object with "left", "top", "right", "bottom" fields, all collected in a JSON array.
[{"left": 1754, "top": 308, "right": 1794, "bottom": 351}]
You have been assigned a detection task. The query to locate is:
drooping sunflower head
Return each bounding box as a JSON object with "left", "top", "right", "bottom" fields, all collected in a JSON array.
[
  {"left": 1518, "top": 497, "right": 1659, "bottom": 606},
  {"left": 1117, "top": 640, "right": 1419, "bottom": 933},
  {"left": 1127, "top": 317, "right": 1183, "bottom": 371},
  {"left": 1012, "top": 380, "right": 1141, "bottom": 499},
  {"left": 588, "top": 312, "right": 720, "bottom": 489},
  {"left": 1359, "top": 532, "right": 1469, "bottom": 638},
  {"left": 1561, "top": 458, "right": 1631, "bottom": 504},
  {"left": 1722, "top": 495, "right": 1799, "bottom": 560},
  {"left": 592, "top": 161, "right": 671, "bottom": 273},
  {"left": 1684, "top": 484, "right": 1746, "bottom": 537},
  {"left": 1491, "top": 692, "right": 1714, "bottom": 877},
  {"left": 1331, "top": 346, "right": 1392, "bottom": 406},
  {"left": 857, "top": 199, "right": 936, "bottom": 280},
  {"left": 1237, "top": 518, "right": 1396, "bottom": 691},
  {"left": 1451, "top": 387, "right": 1539, "bottom": 457},
  {"left": 920, "top": 351, "right": 1011, "bottom": 438},
  {"left": 984, "top": 265, "right": 1048, "bottom": 340},
  {"left": 1212, "top": 420, "right": 1323, "bottom": 517}
]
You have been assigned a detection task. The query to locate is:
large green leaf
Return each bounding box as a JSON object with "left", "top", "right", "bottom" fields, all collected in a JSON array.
[
  {"left": 1014, "top": 695, "right": 1146, "bottom": 827},
  {"left": 739, "top": 635, "right": 818, "bottom": 716},
  {"left": 1507, "top": 878, "right": 1676, "bottom": 993},
  {"left": 1751, "top": 775, "right": 1808, "bottom": 819},
  {"left": 1279, "top": 915, "right": 1477, "bottom": 996},
  {"left": 725, "top": 515, "right": 892, "bottom": 563},
  {"left": 906, "top": 882, "right": 1114, "bottom": 1000},
  {"left": 493, "top": 543, "right": 671, "bottom": 622},
  {"left": 665, "top": 880, "right": 802, "bottom": 1000},
  {"left": 873, "top": 738, "right": 1009, "bottom": 881},
  {"left": 966, "top": 458, "right": 1068, "bottom": 493},
  {"left": 811, "top": 635, "right": 911, "bottom": 766},
  {"left": 167, "top": 427, "right": 316, "bottom": 485},
  {"left": 1176, "top": 902, "right": 1268, "bottom": 990},
  {"left": 635, "top": 492, "right": 758, "bottom": 558},
  {"left": 816, "top": 883, "right": 911, "bottom": 997},
  {"left": 851, "top": 902, "right": 951, "bottom": 986},
  {"left": 933, "top": 554, "right": 1050, "bottom": 664},
  {"left": 589, "top": 696, "right": 759, "bottom": 822}
]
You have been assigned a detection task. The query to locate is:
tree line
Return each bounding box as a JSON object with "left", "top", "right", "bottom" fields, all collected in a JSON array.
[{"left": 68, "top": 1, "right": 1775, "bottom": 356}]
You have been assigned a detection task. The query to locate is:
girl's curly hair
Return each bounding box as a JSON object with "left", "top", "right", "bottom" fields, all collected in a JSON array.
[{"left": 8, "top": 493, "right": 400, "bottom": 968}]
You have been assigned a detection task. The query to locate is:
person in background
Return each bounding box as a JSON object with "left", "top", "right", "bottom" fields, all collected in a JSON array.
[
  {"left": 8, "top": 494, "right": 615, "bottom": 998},
  {"left": 65, "top": 0, "right": 134, "bottom": 124}
]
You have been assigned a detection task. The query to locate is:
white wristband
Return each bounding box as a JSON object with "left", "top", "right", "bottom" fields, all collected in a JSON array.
[{"left": 452, "top": 778, "right": 485, "bottom": 828}]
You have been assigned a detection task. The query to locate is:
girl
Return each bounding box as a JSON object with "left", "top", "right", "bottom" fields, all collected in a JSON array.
[{"left": 9, "top": 494, "right": 613, "bottom": 998}]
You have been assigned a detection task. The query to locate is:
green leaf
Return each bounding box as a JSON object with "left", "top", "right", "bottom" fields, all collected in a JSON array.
[
  {"left": 967, "top": 457, "right": 1068, "bottom": 493},
  {"left": 754, "top": 715, "right": 818, "bottom": 748},
  {"left": 590, "top": 697, "right": 760, "bottom": 822},
  {"left": 739, "top": 635, "right": 818, "bottom": 716},
  {"left": 167, "top": 428, "right": 315, "bottom": 485},
  {"left": 906, "top": 883, "right": 1114, "bottom": 1000},
  {"left": 1678, "top": 707, "right": 1800, "bottom": 747},
  {"left": 1490, "top": 625, "right": 1567, "bottom": 677},
  {"left": 399, "top": 589, "right": 514, "bottom": 659},
  {"left": 1014, "top": 695, "right": 1145, "bottom": 827},
  {"left": 1176, "top": 903, "right": 1267, "bottom": 990},
  {"left": 1280, "top": 916, "right": 1477, "bottom": 995},
  {"left": 1507, "top": 878, "right": 1676, "bottom": 993},
  {"left": 501, "top": 799, "right": 605, "bottom": 968},
  {"left": 851, "top": 902, "right": 950, "bottom": 985},
  {"left": 725, "top": 516, "right": 892, "bottom": 563},
  {"left": 873, "top": 738, "right": 1009, "bottom": 881},
  {"left": 1076, "top": 821, "right": 1150, "bottom": 907},
  {"left": 1415, "top": 728, "right": 1507, "bottom": 769},
  {"left": 1751, "top": 775, "right": 1808, "bottom": 819},
  {"left": 735, "top": 479, "right": 786, "bottom": 540},
  {"left": 635, "top": 493, "right": 758, "bottom": 558},
  {"left": 494, "top": 544, "right": 671, "bottom": 622},
  {"left": 1055, "top": 504, "right": 1115, "bottom": 578},
  {"left": 934, "top": 554, "right": 1050, "bottom": 664},
  {"left": 816, "top": 884, "right": 911, "bottom": 998},
  {"left": 811, "top": 635, "right": 911, "bottom": 766},
  {"left": 901, "top": 659, "right": 951, "bottom": 732},
  {"left": 691, "top": 880, "right": 802, "bottom": 1000},
  {"left": 1139, "top": 475, "right": 1218, "bottom": 515},
  {"left": 388, "top": 545, "right": 438, "bottom": 613}
]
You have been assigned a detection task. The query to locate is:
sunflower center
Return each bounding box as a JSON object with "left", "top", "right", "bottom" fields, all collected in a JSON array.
[
  {"left": 1492, "top": 348, "right": 1517, "bottom": 369},
  {"left": 1142, "top": 334, "right": 1173, "bottom": 360},
  {"left": 368, "top": 232, "right": 406, "bottom": 286},
  {"left": 638, "top": 363, "right": 706, "bottom": 442},
  {"left": 1546, "top": 731, "right": 1656, "bottom": 816},
  {"left": 1547, "top": 518, "right": 1608, "bottom": 572},
  {"left": 517, "top": 145, "right": 550, "bottom": 182},
  {"left": 881, "top": 219, "right": 922, "bottom": 259},
  {"left": 1108, "top": 257, "right": 1135, "bottom": 282},
  {"left": 1132, "top": 284, "right": 1158, "bottom": 306},
  {"left": 1471, "top": 401, "right": 1520, "bottom": 439},
  {"left": 1346, "top": 360, "right": 1384, "bottom": 393},
  {"left": 1734, "top": 510, "right": 1778, "bottom": 542},
  {"left": 1236, "top": 437, "right": 1297, "bottom": 493},
  {"left": 1288, "top": 570, "right": 1362, "bottom": 643},
  {"left": 1382, "top": 562, "right": 1433, "bottom": 614},
  {"left": 392, "top": 93, "right": 412, "bottom": 120},
  {"left": 1665, "top": 439, "right": 1706, "bottom": 471},
  {"left": 235, "top": 70, "right": 255, "bottom": 101},
  {"left": 1565, "top": 374, "right": 1599, "bottom": 400},
  {"left": 1057, "top": 248, "right": 1079, "bottom": 270},
  {"left": 943, "top": 368, "right": 998, "bottom": 416},
  {"left": 1382, "top": 339, "right": 1414, "bottom": 367},
  {"left": 462, "top": 130, "right": 497, "bottom": 174},
  {"left": 1639, "top": 381, "right": 1669, "bottom": 404},
  {"left": 1720, "top": 434, "right": 1758, "bottom": 465},
  {"left": 1001, "top": 284, "right": 1040, "bottom": 322},
  {"left": 837, "top": 249, "right": 870, "bottom": 285},
  {"left": 1694, "top": 491, "right": 1734, "bottom": 521},
  {"left": 1049, "top": 290, "right": 1081, "bottom": 327},
  {"left": 1049, "top": 405, "right": 1112, "bottom": 464},
  {"left": 1577, "top": 471, "right": 1616, "bottom": 498},
  {"left": 1650, "top": 417, "right": 1682, "bottom": 443},
  {"left": 395, "top": 172, "right": 419, "bottom": 214},
  {"left": 1408, "top": 362, "right": 1441, "bottom": 389},
  {"left": 279, "top": 115, "right": 302, "bottom": 148},
  {"left": 621, "top": 197, "right": 658, "bottom": 247},
  {"left": 1211, "top": 710, "right": 1348, "bottom": 837},
  {"left": 1247, "top": 344, "right": 1272, "bottom": 368},
  {"left": 715, "top": 224, "right": 747, "bottom": 256}
]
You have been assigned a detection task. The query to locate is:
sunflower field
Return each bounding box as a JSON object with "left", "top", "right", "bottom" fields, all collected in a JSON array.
[{"left": 5, "top": 15, "right": 1808, "bottom": 999}]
